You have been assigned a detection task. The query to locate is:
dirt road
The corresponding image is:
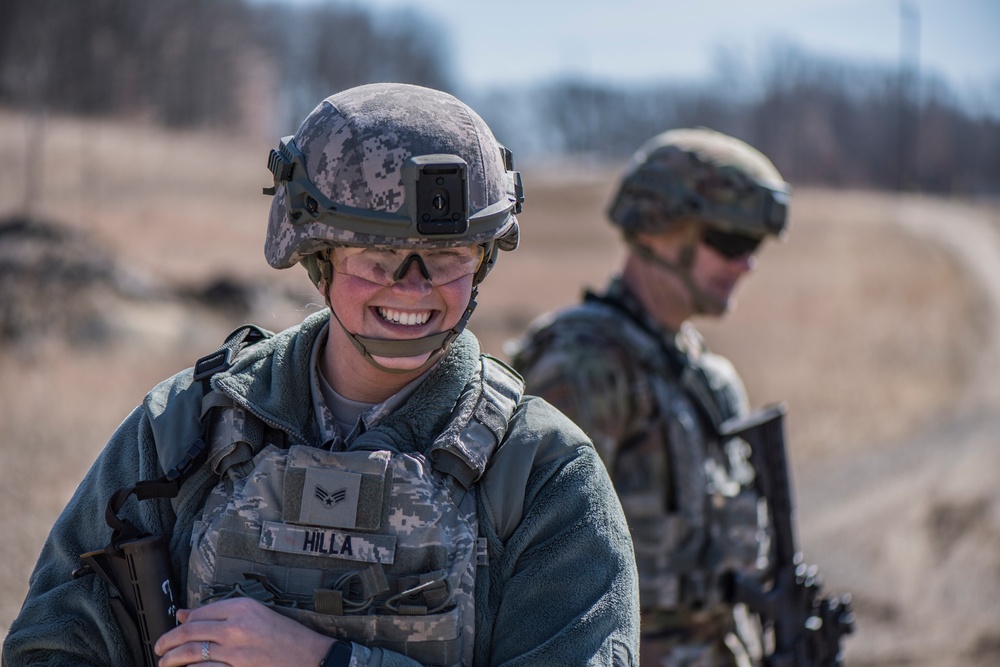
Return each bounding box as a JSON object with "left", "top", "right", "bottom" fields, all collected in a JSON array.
[{"left": 796, "top": 195, "right": 1000, "bottom": 667}]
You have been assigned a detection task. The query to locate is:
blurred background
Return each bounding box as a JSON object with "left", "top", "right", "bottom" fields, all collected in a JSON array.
[
  {"left": 2, "top": 0, "right": 997, "bottom": 188},
  {"left": 1, "top": 1, "right": 999, "bottom": 665}
]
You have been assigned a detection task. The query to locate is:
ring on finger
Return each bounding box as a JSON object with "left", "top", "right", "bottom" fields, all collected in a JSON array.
[{"left": 201, "top": 640, "right": 211, "bottom": 662}]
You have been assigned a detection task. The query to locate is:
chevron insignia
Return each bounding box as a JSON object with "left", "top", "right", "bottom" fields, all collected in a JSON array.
[{"left": 315, "top": 485, "right": 347, "bottom": 508}]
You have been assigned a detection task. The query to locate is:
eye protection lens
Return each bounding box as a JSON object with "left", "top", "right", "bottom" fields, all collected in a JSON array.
[
  {"left": 330, "top": 246, "right": 485, "bottom": 286},
  {"left": 700, "top": 228, "right": 763, "bottom": 260}
]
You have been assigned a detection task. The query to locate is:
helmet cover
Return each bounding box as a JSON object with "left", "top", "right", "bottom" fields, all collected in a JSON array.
[
  {"left": 608, "top": 127, "right": 789, "bottom": 239},
  {"left": 265, "top": 83, "right": 523, "bottom": 269}
]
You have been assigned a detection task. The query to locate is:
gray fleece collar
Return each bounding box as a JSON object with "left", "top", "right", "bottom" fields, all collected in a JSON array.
[
  {"left": 348, "top": 329, "right": 481, "bottom": 455},
  {"left": 213, "top": 309, "right": 481, "bottom": 453}
]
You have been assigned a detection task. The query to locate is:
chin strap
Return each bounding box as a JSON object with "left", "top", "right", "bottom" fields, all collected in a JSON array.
[
  {"left": 327, "top": 289, "right": 479, "bottom": 375},
  {"left": 312, "top": 248, "right": 483, "bottom": 374},
  {"left": 629, "top": 233, "right": 726, "bottom": 316}
]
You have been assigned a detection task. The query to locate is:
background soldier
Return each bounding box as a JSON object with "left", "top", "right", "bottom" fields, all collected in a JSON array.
[
  {"left": 4, "top": 83, "right": 638, "bottom": 667},
  {"left": 509, "top": 128, "right": 790, "bottom": 667}
]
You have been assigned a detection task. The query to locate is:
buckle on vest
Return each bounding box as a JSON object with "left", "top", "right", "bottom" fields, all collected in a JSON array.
[{"left": 193, "top": 348, "right": 233, "bottom": 382}]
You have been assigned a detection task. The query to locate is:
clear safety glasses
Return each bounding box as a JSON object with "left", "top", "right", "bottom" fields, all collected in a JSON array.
[{"left": 330, "top": 245, "right": 485, "bottom": 286}]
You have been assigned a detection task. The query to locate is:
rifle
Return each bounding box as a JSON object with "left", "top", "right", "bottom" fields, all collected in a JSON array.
[
  {"left": 73, "top": 438, "right": 209, "bottom": 667},
  {"left": 720, "top": 404, "right": 855, "bottom": 667},
  {"left": 77, "top": 535, "right": 179, "bottom": 667}
]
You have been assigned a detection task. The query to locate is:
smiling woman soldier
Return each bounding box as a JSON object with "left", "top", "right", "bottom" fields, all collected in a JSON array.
[{"left": 3, "top": 83, "right": 638, "bottom": 667}]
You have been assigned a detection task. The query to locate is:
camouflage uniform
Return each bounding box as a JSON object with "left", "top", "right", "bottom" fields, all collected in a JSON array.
[
  {"left": 3, "top": 84, "right": 639, "bottom": 667},
  {"left": 510, "top": 129, "right": 790, "bottom": 667}
]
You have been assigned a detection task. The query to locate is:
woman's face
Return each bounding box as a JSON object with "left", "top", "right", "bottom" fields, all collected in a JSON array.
[{"left": 322, "top": 246, "right": 481, "bottom": 399}]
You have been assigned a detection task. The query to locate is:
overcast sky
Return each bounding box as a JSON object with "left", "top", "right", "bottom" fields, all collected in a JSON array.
[{"left": 344, "top": 0, "right": 999, "bottom": 112}]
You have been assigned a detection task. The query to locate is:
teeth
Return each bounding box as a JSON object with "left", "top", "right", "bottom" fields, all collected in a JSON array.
[{"left": 378, "top": 307, "right": 431, "bottom": 326}]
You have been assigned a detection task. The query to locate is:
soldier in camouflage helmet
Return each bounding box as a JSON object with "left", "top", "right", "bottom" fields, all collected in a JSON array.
[
  {"left": 5, "top": 84, "right": 639, "bottom": 667},
  {"left": 510, "top": 128, "right": 789, "bottom": 667}
]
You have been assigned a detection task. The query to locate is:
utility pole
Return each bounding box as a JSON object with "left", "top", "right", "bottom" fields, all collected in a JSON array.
[{"left": 897, "top": 0, "right": 921, "bottom": 191}]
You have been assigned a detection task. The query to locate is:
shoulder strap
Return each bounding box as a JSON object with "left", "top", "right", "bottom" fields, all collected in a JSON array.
[
  {"left": 583, "top": 289, "right": 684, "bottom": 377},
  {"left": 428, "top": 354, "right": 524, "bottom": 490},
  {"left": 584, "top": 289, "right": 735, "bottom": 434},
  {"left": 105, "top": 324, "right": 274, "bottom": 548},
  {"left": 192, "top": 324, "right": 272, "bottom": 392}
]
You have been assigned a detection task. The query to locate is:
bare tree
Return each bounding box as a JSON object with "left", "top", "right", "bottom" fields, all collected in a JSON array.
[
  {"left": 0, "top": 3, "right": 994, "bottom": 193},
  {"left": 248, "top": 2, "right": 454, "bottom": 131}
]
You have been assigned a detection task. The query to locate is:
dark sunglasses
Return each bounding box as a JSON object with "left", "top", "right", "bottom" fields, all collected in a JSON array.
[{"left": 700, "top": 228, "right": 763, "bottom": 260}]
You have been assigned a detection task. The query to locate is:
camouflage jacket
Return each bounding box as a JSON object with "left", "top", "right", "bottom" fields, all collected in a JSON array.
[
  {"left": 4, "top": 310, "right": 638, "bottom": 667},
  {"left": 511, "top": 278, "right": 768, "bottom": 651}
]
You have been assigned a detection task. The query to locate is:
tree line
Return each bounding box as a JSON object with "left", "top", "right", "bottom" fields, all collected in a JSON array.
[
  {"left": 477, "top": 45, "right": 1000, "bottom": 194},
  {"left": 0, "top": 0, "right": 453, "bottom": 132},
  {"left": 1, "top": 0, "right": 996, "bottom": 194}
]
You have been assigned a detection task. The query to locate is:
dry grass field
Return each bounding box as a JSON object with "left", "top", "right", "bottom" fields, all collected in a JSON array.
[{"left": 1, "top": 110, "right": 999, "bottom": 665}]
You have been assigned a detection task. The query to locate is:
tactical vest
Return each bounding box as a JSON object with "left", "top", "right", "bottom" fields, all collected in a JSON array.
[
  {"left": 526, "top": 296, "right": 766, "bottom": 614},
  {"left": 180, "top": 337, "right": 524, "bottom": 667}
]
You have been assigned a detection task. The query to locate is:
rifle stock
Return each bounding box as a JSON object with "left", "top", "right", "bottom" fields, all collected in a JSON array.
[
  {"left": 78, "top": 535, "right": 179, "bottom": 667},
  {"left": 721, "top": 404, "right": 854, "bottom": 667}
]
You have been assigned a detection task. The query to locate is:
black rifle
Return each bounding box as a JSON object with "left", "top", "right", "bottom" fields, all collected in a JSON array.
[
  {"left": 73, "top": 438, "right": 209, "bottom": 667},
  {"left": 77, "top": 535, "right": 179, "bottom": 667},
  {"left": 720, "top": 404, "right": 855, "bottom": 667}
]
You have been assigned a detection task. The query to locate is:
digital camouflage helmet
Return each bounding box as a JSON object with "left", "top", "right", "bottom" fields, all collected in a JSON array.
[
  {"left": 262, "top": 83, "right": 524, "bottom": 370},
  {"left": 264, "top": 83, "right": 523, "bottom": 273},
  {"left": 607, "top": 127, "right": 789, "bottom": 240}
]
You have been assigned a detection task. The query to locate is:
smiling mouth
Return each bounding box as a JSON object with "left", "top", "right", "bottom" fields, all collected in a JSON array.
[{"left": 377, "top": 307, "right": 433, "bottom": 326}]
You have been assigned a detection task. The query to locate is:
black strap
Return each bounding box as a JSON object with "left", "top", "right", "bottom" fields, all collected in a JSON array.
[
  {"left": 193, "top": 324, "right": 271, "bottom": 392},
  {"left": 104, "top": 324, "right": 273, "bottom": 552},
  {"left": 133, "top": 438, "right": 208, "bottom": 500},
  {"left": 104, "top": 438, "right": 209, "bottom": 552}
]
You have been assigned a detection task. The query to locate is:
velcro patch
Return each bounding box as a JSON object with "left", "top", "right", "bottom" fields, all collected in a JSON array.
[
  {"left": 283, "top": 462, "right": 389, "bottom": 530},
  {"left": 299, "top": 467, "right": 362, "bottom": 528}
]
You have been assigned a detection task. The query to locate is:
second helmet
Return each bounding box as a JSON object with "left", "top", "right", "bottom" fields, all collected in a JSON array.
[{"left": 607, "top": 127, "right": 789, "bottom": 239}]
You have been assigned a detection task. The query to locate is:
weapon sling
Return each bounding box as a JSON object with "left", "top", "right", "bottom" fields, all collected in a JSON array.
[{"left": 73, "top": 325, "right": 270, "bottom": 667}]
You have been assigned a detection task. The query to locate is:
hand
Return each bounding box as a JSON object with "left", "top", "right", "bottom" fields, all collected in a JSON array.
[{"left": 154, "top": 598, "right": 335, "bottom": 667}]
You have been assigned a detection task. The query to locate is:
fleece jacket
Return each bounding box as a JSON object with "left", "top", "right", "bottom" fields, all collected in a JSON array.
[{"left": 4, "top": 310, "right": 639, "bottom": 666}]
